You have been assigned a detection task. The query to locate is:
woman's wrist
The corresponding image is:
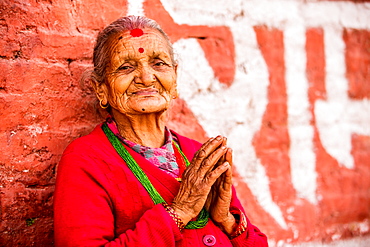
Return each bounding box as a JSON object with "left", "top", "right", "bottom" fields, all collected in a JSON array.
[
  {"left": 170, "top": 204, "right": 193, "bottom": 225},
  {"left": 228, "top": 208, "right": 248, "bottom": 239},
  {"left": 215, "top": 213, "right": 238, "bottom": 236},
  {"left": 162, "top": 202, "right": 187, "bottom": 231}
]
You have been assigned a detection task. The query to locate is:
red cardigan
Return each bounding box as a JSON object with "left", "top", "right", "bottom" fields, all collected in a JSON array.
[{"left": 53, "top": 124, "right": 268, "bottom": 246}]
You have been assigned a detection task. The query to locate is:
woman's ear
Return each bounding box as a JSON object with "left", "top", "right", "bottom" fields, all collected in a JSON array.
[
  {"left": 91, "top": 79, "right": 109, "bottom": 105},
  {"left": 172, "top": 65, "right": 178, "bottom": 99},
  {"left": 171, "top": 83, "right": 179, "bottom": 99}
]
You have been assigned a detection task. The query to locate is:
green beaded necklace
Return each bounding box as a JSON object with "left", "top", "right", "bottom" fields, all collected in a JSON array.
[{"left": 102, "top": 123, "right": 209, "bottom": 229}]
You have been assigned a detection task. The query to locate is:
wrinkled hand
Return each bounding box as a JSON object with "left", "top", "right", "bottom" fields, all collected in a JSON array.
[
  {"left": 172, "top": 136, "right": 229, "bottom": 225},
  {"left": 205, "top": 146, "right": 237, "bottom": 235}
]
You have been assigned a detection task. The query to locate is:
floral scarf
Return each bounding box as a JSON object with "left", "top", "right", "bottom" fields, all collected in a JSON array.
[{"left": 105, "top": 117, "right": 179, "bottom": 178}]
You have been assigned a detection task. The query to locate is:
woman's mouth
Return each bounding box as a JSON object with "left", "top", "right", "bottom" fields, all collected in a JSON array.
[{"left": 132, "top": 88, "right": 159, "bottom": 96}]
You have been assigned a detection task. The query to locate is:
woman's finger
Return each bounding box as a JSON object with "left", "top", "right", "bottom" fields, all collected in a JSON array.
[
  {"left": 205, "top": 161, "right": 231, "bottom": 185},
  {"left": 225, "top": 148, "right": 233, "bottom": 167},
  {"left": 191, "top": 136, "right": 225, "bottom": 169},
  {"left": 221, "top": 164, "right": 233, "bottom": 192},
  {"left": 198, "top": 145, "right": 228, "bottom": 178},
  {"left": 216, "top": 137, "right": 227, "bottom": 166}
]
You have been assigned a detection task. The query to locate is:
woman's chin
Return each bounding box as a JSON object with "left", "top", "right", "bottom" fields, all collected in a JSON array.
[{"left": 129, "top": 98, "right": 170, "bottom": 114}]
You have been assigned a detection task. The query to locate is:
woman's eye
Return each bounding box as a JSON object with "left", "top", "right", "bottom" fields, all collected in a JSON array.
[
  {"left": 154, "top": 61, "right": 165, "bottom": 66},
  {"left": 119, "top": 65, "right": 132, "bottom": 70}
]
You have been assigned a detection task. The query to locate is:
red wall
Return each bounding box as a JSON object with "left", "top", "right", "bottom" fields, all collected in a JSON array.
[{"left": 0, "top": 0, "right": 369, "bottom": 246}]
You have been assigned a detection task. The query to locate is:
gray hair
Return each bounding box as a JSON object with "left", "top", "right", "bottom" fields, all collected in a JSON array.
[{"left": 91, "top": 16, "right": 175, "bottom": 86}]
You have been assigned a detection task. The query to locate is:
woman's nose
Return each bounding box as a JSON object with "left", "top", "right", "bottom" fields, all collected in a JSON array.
[{"left": 134, "top": 66, "right": 156, "bottom": 86}]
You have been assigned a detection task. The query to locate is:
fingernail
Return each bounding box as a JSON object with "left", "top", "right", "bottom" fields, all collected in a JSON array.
[{"left": 216, "top": 136, "right": 222, "bottom": 141}]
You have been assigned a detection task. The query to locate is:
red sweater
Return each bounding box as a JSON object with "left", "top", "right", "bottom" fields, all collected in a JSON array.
[{"left": 53, "top": 124, "right": 268, "bottom": 246}]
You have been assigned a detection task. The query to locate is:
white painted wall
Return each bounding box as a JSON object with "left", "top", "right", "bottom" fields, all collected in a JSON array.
[{"left": 128, "top": 0, "right": 370, "bottom": 242}]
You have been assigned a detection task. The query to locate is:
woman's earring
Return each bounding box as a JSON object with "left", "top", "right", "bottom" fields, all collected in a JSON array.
[{"left": 99, "top": 99, "right": 109, "bottom": 109}]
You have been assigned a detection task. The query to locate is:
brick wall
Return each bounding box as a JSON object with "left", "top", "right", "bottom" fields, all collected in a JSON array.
[{"left": 0, "top": 0, "right": 369, "bottom": 246}]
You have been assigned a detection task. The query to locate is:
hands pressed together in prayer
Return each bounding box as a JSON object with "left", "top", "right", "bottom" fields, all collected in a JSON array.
[{"left": 172, "top": 136, "right": 237, "bottom": 235}]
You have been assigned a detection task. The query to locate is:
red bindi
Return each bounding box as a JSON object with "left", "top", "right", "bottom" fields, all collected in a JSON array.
[
  {"left": 138, "top": 47, "right": 144, "bottom": 53},
  {"left": 130, "top": 28, "right": 144, "bottom": 37}
]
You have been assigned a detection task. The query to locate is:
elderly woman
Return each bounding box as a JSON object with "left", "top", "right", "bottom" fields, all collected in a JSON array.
[{"left": 53, "top": 16, "right": 267, "bottom": 246}]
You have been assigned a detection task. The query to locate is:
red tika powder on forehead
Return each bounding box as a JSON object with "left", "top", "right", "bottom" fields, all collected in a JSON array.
[
  {"left": 130, "top": 28, "right": 144, "bottom": 37},
  {"left": 138, "top": 48, "right": 144, "bottom": 53}
]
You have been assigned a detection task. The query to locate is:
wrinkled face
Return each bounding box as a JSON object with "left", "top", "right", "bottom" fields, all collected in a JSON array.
[{"left": 98, "top": 28, "right": 177, "bottom": 116}]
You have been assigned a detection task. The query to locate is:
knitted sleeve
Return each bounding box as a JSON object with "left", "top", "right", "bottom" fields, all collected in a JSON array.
[{"left": 229, "top": 187, "right": 268, "bottom": 247}]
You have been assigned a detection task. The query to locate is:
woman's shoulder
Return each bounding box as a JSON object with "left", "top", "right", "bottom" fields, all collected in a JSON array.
[
  {"left": 62, "top": 123, "right": 109, "bottom": 156},
  {"left": 57, "top": 123, "right": 119, "bottom": 175}
]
